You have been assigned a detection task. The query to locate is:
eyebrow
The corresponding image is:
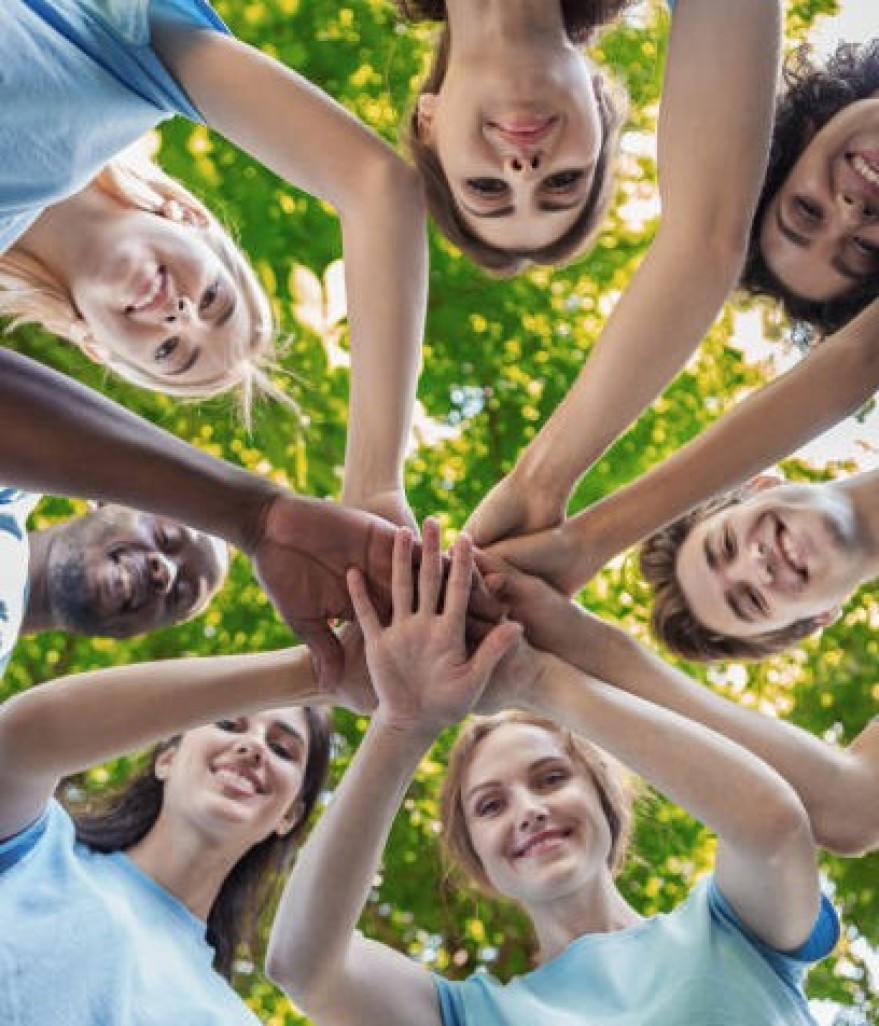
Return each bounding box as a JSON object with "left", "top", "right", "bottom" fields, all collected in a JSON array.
[
  {"left": 776, "top": 209, "right": 870, "bottom": 283},
  {"left": 703, "top": 533, "right": 718, "bottom": 572},
  {"left": 460, "top": 197, "right": 585, "bottom": 220}
]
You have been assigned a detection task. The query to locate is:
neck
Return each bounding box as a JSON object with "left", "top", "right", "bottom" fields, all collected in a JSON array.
[
  {"left": 14, "top": 180, "right": 119, "bottom": 292},
  {"left": 125, "top": 816, "right": 247, "bottom": 923},
  {"left": 525, "top": 870, "right": 642, "bottom": 964},
  {"left": 840, "top": 468, "right": 879, "bottom": 574},
  {"left": 445, "top": 0, "right": 571, "bottom": 51},
  {"left": 22, "top": 526, "right": 60, "bottom": 634}
]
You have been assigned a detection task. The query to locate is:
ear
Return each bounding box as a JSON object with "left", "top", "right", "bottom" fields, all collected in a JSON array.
[
  {"left": 747, "top": 473, "right": 784, "bottom": 494},
  {"left": 415, "top": 93, "right": 439, "bottom": 141},
  {"left": 153, "top": 745, "right": 178, "bottom": 782},
  {"left": 276, "top": 799, "right": 305, "bottom": 838}
]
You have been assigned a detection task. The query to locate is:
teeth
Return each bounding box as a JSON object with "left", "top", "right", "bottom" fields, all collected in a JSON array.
[
  {"left": 779, "top": 530, "right": 802, "bottom": 571},
  {"left": 214, "top": 768, "right": 257, "bottom": 795},
  {"left": 130, "top": 270, "right": 163, "bottom": 312},
  {"left": 852, "top": 154, "right": 879, "bottom": 187}
]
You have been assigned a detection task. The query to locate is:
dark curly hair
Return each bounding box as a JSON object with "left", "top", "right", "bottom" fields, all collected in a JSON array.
[
  {"left": 393, "top": 1, "right": 632, "bottom": 275},
  {"left": 639, "top": 491, "right": 824, "bottom": 662},
  {"left": 741, "top": 40, "right": 879, "bottom": 334}
]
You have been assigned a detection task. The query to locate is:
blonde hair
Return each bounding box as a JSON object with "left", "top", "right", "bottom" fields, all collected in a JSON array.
[
  {"left": 440, "top": 711, "right": 634, "bottom": 896},
  {"left": 0, "top": 154, "right": 289, "bottom": 422}
]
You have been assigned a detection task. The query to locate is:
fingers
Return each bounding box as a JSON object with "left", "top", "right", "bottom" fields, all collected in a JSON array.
[
  {"left": 418, "top": 517, "right": 443, "bottom": 613},
  {"left": 444, "top": 534, "right": 475, "bottom": 628},
  {"left": 293, "top": 618, "right": 345, "bottom": 688},
  {"left": 346, "top": 567, "right": 382, "bottom": 641},
  {"left": 390, "top": 527, "right": 415, "bottom": 622},
  {"left": 469, "top": 621, "right": 523, "bottom": 684}
]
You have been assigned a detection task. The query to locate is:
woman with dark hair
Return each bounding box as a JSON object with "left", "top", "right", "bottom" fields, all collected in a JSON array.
[
  {"left": 266, "top": 522, "right": 836, "bottom": 1026},
  {"left": 438, "top": 0, "right": 783, "bottom": 546},
  {"left": 0, "top": 640, "right": 354, "bottom": 1024},
  {"left": 743, "top": 39, "right": 879, "bottom": 335}
]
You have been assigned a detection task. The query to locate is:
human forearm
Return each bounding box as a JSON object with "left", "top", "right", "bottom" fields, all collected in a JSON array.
[
  {"left": 267, "top": 719, "right": 431, "bottom": 1008},
  {"left": 0, "top": 350, "right": 275, "bottom": 550},
  {"left": 564, "top": 298, "right": 879, "bottom": 567},
  {"left": 342, "top": 162, "right": 426, "bottom": 518},
  {"left": 0, "top": 647, "right": 317, "bottom": 782},
  {"left": 523, "top": 655, "right": 806, "bottom": 853}
]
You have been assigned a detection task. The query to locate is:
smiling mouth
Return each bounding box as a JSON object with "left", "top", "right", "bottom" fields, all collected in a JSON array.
[
  {"left": 491, "top": 117, "right": 557, "bottom": 146},
  {"left": 771, "top": 517, "right": 809, "bottom": 585},
  {"left": 213, "top": 765, "right": 263, "bottom": 797},
  {"left": 847, "top": 152, "right": 879, "bottom": 196},
  {"left": 125, "top": 266, "right": 169, "bottom": 314},
  {"left": 513, "top": 828, "right": 572, "bottom": 859}
]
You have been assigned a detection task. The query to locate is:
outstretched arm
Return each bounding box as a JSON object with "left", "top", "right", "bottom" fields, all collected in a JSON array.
[
  {"left": 483, "top": 563, "right": 879, "bottom": 857},
  {"left": 466, "top": 0, "right": 781, "bottom": 546},
  {"left": 0, "top": 645, "right": 319, "bottom": 844},
  {"left": 0, "top": 350, "right": 507, "bottom": 683},
  {"left": 153, "top": 24, "right": 426, "bottom": 527},
  {"left": 266, "top": 523, "right": 519, "bottom": 1026}
]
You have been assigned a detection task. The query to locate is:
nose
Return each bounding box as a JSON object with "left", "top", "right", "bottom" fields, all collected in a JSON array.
[
  {"left": 517, "top": 802, "right": 548, "bottom": 833},
  {"left": 164, "top": 295, "right": 195, "bottom": 325},
  {"left": 504, "top": 151, "right": 543, "bottom": 177},
  {"left": 837, "top": 190, "right": 875, "bottom": 227},
  {"left": 234, "top": 736, "right": 264, "bottom": 765},
  {"left": 147, "top": 551, "right": 178, "bottom": 594}
]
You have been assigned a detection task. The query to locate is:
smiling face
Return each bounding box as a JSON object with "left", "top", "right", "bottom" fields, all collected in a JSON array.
[
  {"left": 675, "top": 483, "right": 863, "bottom": 639},
  {"left": 759, "top": 96, "right": 879, "bottom": 302},
  {"left": 419, "top": 49, "right": 603, "bottom": 252},
  {"left": 156, "top": 710, "right": 311, "bottom": 850},
  {"left": 67, "top": 209, "right": 264, "bottom": 389},
  {"left": 46, "top": 505, "right": 227, "bottom": 638},
  {"left": 460, "top": 722, "right": 613, "bottom": 905}
]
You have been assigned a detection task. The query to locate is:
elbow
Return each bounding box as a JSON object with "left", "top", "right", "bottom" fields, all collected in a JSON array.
[
  {"left": 810, "top": 764, "right": 879, "bottom": 858},
  {"left": 745, "top": 785, "right": 815, "bottom": 862},
  {"left": 264, "top": 933, "right": 328, "bottom": 1012},
  {"left": 359, "top": 152, "right": 426, "bottom": 221}
]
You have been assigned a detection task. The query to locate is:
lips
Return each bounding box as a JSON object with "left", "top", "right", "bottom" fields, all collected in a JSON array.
[
  {"left": 493, "top": 116, "right": 557, "bottom": 147},
  {"left": 844, "top": 152, "right": 879, "bottom": 198},
  {"left": 513, "top": 828, "right": 571, "bottom": 859},
  {"left": 125, "top": 266, "right": 169, "bottom": 314}
]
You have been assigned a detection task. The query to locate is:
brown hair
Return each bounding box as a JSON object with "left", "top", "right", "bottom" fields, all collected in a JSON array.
[
  {"left": 440, "top": 711, "right": 633, "bottom": 896},
  {"left": 394, "top": 2, "right": 631, "bottom": 275},
  {"left": 639, "top": 492, "right": 824, "bottom": 662},
  {"left": 0, "top": 154, "right": 288, "bottom": 422},
  {"left": 67, "top": 707, "right": 332, "bottom": 980},
  {"left": 741, "top": 40, "right": 879, "bottom": 334}
]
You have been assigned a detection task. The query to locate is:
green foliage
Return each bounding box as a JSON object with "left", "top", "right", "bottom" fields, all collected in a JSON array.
[{"left": 3, "top": 0, "right": 875, "bottom": 1022}]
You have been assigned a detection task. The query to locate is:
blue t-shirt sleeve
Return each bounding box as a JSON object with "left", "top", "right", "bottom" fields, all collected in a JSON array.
[
  {"left": 434, "top": 974, "right": 465, "bottom": 1026},
  {"left": 708, "top": 879, "right": 839, "bottom": 987},
  {"left": 0, "top": 804, "right": 52, "bottom": 875}
]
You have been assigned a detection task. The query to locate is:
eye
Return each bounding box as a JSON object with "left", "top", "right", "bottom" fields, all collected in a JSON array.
[
  {"left": 792, "top": 195, "right": 822, "bottom": 223},
  {"left": 154, "top": 338, "right": 179, "bottom": 363},
  {"left": 542, "top": 170, "right": 584, "bottom": 193},
  {"left": 474, "top": 796, "right": 503, "bottom": 818},
  {"left": 200, "top": 279, "right": 221, "bottom": 312},
  {"left": 539, "top": 768, "right": 569, "bottom": 788},
  {"left": 215, "top": 718, "right": 243, "bottom": 733},
  {"left": 723, "top": 526, "right": 737, "bottom": 563},
  {"left": 270, "top": 739, "right": 300, "bottom": 762},
  {"left": 466, "top": 177, "right": 508, "bottom": 197},
  {"left": 852, "top": 236, "right": 879, "bottom": 259}
]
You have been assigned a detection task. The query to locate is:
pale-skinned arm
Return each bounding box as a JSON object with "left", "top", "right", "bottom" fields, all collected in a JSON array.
[
  {"left": 466, "top": 0, "right": 781, "bottom": 545},
  {"left": 266, "top": 525, "right": 519, "bottom": 1026},
  {"left": 491, "top": 296, "right": 879, "bottom": 591},
  {"left": 481, "top": 563, "right": 879, "bottom": 857},
  {"left": 0, "top": 646, "right": 321, "bottom": 844},
  {"left": 152, "top": 25, "right": 426, "bottom": 527}
]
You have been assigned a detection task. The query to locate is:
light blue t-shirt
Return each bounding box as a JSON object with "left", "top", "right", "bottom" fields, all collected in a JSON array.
[
  {"left": 0, "top": 0, "right": 229, "bottom": 253},
  {"left": 435, "top": 878, "right": 838, "bottom": 1026},
  {"left": 0, "top": 799, "right": 262, "bottom": 1025},
  {"left": 0, "top": 489, "right": 40, "bottom": 678}
]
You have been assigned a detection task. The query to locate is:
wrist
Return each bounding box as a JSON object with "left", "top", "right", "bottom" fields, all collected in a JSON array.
[
  {"left": 511, "top": 448, "right": 576, "bottom": 506},
  {"left": 368, "top": 713, "right": 441, "bottom": 755}
]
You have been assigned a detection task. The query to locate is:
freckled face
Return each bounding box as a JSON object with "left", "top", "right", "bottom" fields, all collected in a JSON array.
[
  {"left": 462, "top": 724, "right": 612, "bottom": 905},
  {"left": 68, "top": 210, "right": 253, "bottom": 387}
]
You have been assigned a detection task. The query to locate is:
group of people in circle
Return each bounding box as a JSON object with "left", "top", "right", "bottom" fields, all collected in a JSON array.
[{"left": 0, "top": 1, "right": 877, "bottom": 1024}]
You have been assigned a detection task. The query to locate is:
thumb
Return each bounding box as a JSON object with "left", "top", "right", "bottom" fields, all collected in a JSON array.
[
  {"left": 469, "top": 621, "right": 522, "bottom": 683},
  {"left": 292, "top": 618, "right": 345, "bottom": 689}
]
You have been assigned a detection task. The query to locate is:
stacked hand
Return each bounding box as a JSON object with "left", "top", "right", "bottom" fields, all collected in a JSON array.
[{"left": 347, "top": 519, "right": 521, "bottom": 741}]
